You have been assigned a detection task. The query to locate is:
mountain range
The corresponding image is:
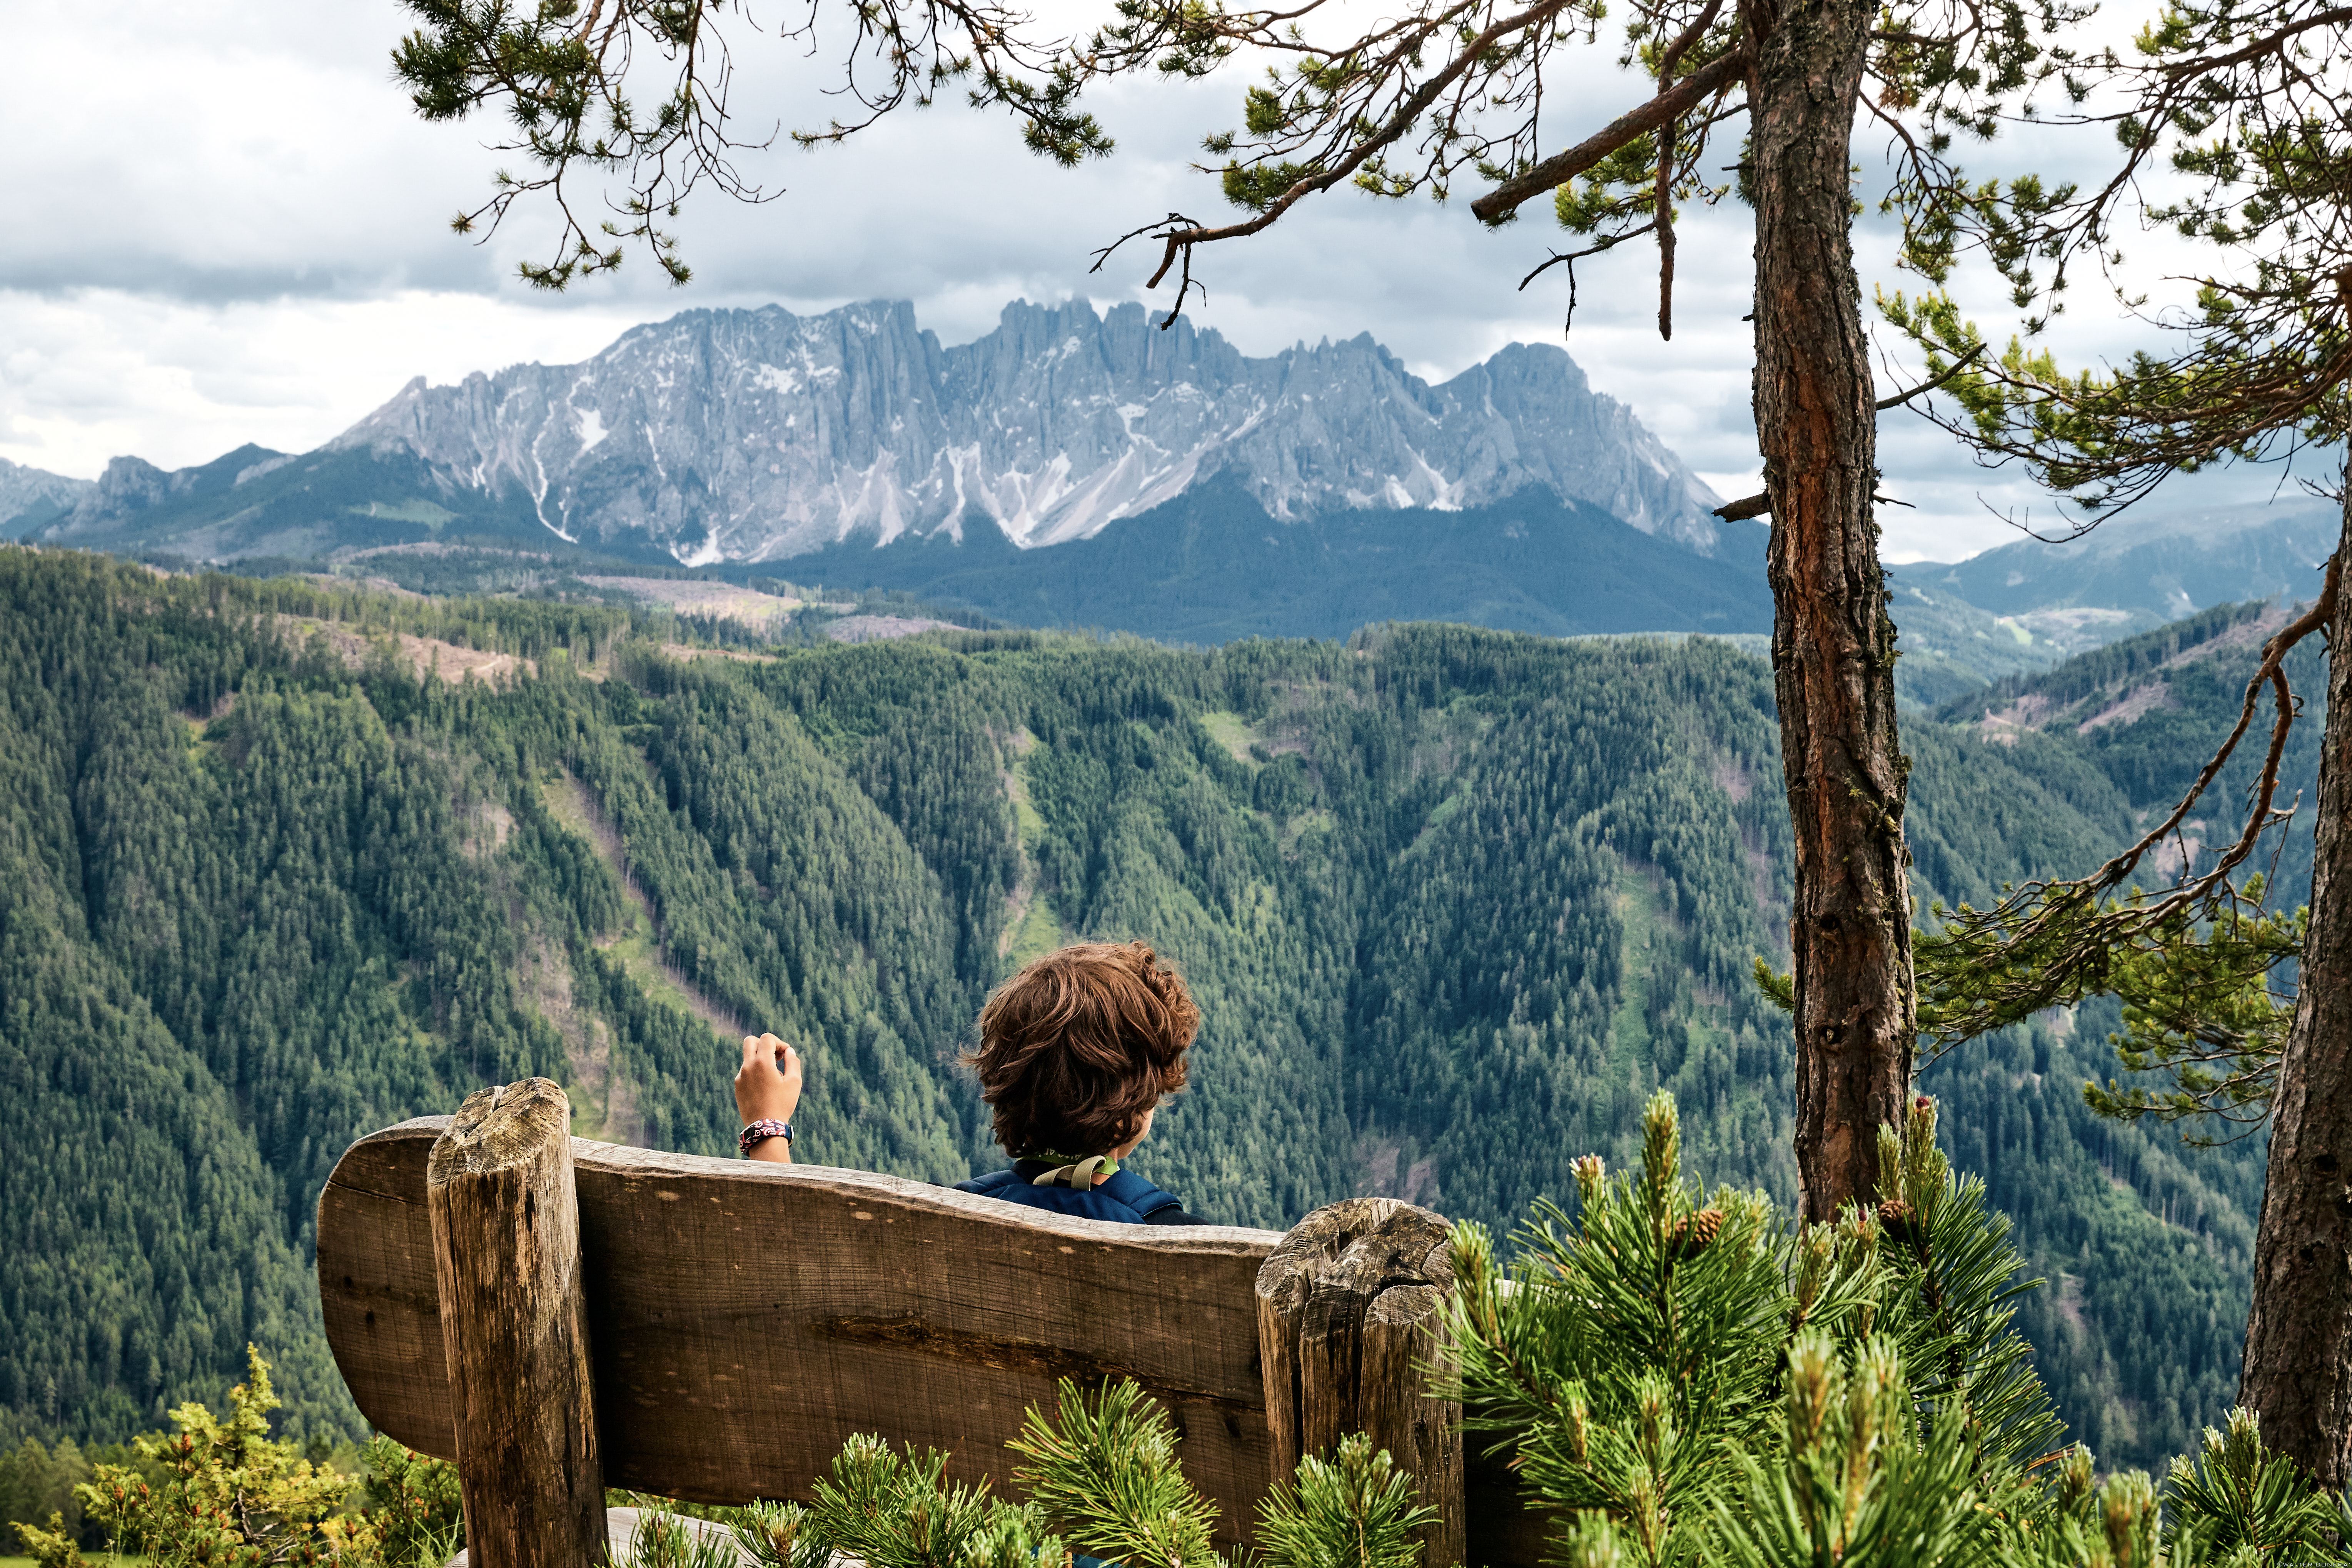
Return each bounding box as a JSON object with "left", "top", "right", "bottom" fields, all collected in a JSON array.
[
  {"left": 5, "top": 298, "right": 2337, "bottom": 684},
  {"left": 21, "top": 299, "right": 1724, "bottom": 558}
]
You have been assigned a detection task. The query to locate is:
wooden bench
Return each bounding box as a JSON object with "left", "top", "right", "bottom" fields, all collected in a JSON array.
[{"left": 317, "top": 1081, "right": 1528, "bottom": 1568}]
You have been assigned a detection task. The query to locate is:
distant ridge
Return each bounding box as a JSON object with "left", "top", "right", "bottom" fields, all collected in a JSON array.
[
  {"left": 775, "top": 472, "right": 1775, "bottom": 643},
  {"left": 311, "top": 298, "right": 1727, "bottom": 564},
  {"left": 1896, "top": 501, "right": 2337, "bottom": 623},
  {"left": 0, "top": 455, "right": 93, "bottom": 535}
]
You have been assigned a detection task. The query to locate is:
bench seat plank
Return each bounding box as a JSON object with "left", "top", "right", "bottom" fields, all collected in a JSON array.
[{"left": 319, "top": 1121, "right": 1285, "bottom": 1541}]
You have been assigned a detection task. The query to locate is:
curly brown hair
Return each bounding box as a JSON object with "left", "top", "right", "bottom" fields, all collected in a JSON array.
[{"left": 965, "top": 941, "right": 1200, "bottom": 1157}]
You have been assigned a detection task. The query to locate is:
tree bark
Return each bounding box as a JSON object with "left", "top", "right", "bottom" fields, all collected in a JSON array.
[
  {"left": 1743, "top": 0, "right": 1917, "bottom": 1223},
  {"left": 2240, "top": 492, "right": 2352, "bottom": 1488},
  {"left": 428, "top": 1078, "right": 608, "bottom": 1568},
  {"left": 1256, "top": 1199, "right": 1465, "bottom": 1568}
]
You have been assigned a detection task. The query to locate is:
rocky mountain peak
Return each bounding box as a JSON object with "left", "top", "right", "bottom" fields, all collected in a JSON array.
[
  {"left": 0, "top": 456, "right": 98, "bottom": 530},
  {"left": 319, "top": 297, "right": 1721, "bottom": 565}
]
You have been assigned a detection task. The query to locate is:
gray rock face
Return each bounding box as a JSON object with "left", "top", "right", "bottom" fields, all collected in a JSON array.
[
  {"left": 0, "top": 456, "right": 96, "bottom": 527},
  {"left": 329, "top": 299, "right": 1724, "bottom": 563}
]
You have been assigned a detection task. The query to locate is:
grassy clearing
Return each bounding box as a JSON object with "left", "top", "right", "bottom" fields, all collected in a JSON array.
[
  {"left": 1609, "top": 866, "right": 1661, "bottom": 1072},
  {"left": 1196, "top": 710, "right": 1264, "bottom": 765},
  {"left": 538, "top": 775, "right": 743, "bottom": 1040}
]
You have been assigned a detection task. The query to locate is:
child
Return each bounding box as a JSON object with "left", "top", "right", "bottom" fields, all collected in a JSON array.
[
  {"left": 955, "top": 940, "right": 1209, "bottom": 1225},
  {"left": 729, "top": 941, "right": 1208, "bottom": 1225}
]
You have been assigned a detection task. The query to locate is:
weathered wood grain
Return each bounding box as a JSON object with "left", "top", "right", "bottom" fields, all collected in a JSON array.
[
  {"left": 1255, "top": 1199, "right": 1464, "bottom": 1568},
  {"left": 428, "top": 1080, "right": 606, "bottom": 1568},
  {"left": 320, "top": 1120, "right": 1286, "bottom": 1544}
]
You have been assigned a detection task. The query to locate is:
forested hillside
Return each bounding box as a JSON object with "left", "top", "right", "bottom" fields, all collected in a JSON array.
[{"left": 0, "top": 548, "right": 2294, "bottom": 1476}]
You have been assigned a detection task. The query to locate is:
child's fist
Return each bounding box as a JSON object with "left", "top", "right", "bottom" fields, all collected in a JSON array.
[{"left": 734, "top": 1033, "right": 803, "bottom": 1127}]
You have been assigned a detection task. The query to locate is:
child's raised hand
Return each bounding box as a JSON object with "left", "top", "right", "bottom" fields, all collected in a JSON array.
[{"left": 733, "top": 1032, "right": 803, "bottom": 1128}]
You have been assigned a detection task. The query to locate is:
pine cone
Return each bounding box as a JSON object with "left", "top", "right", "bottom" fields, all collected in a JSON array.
[
  {"left": 1671, "top": 1207, "right": 1726, "bottom": 1259},
  {"left": 1876, "top": 1196, "right": 1920, "bottom": 1247}
]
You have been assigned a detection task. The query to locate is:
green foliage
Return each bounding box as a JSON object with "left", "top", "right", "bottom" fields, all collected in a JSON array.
[
  {"left": 2, "top": 1462, "right": 77, "bottom": 1555},
  {"left": 77, "top": 1349, "right": 368, "bottom": 1568},
  {"left": 767, "top": 1382, "right": 1414, "bottom": 1568},
  {"left": 805, "top": 1437, "right": 1004, "bottom": 1568},
  {"left": 1255, "top": 1434, "right": 1436, "bottom": 1568},
  {"left": 352, "top": 1441, "right": 462, "bottom": 1568},
  {"left": 2161, "top": 1408, "right": 2342, "bottom": 1563},
  {"left": 1442, "top": 1097, "right": 1814, "bottom": 1561},
  {"left": 10, "top": 1513, "right": 90, "bottom": 1568},
  {"left": 1442, "top": 1093, "right": 2060, "bottom": 1566},
  {"left": 1867, "top": 1100, "right": 2066, "bottom": 1471},
  {"left": 725, "top": 1499, "right": 828, "bottom": 1568},
  {"left": 2077, "top": 893, "right": 2300, "bottom": 1139},
  {"left": 720, "top": 1439, "right": 1065, "bottom": 1568},
  {"left": 1706, "top": 1334, "right": 2013, "bottom": 1568},
  {"left": 611, "top": 1506, "right": 745, "bottom": 1568},
  {"left": 5, "top": 1353, "right": 466, "bottom": 1568},
  {"left": 1009, "top": 1380, "right": 1219, "bottom": 1568}
]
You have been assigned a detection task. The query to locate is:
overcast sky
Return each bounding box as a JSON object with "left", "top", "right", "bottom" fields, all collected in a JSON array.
[{"left": 0, "top": 0, "right": 2332, "bottom": 559}]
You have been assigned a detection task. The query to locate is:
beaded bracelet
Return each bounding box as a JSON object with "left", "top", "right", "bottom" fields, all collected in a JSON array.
[{"left": 739, "top": 1118, "right": 793, "bottom": 1156}]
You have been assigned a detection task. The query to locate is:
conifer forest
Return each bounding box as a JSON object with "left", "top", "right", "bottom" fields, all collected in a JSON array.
[{"left": 1, "top": 546, "right": 2314, "bottom": 1501}]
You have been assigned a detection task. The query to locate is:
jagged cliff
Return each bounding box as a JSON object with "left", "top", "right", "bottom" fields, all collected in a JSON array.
[
  {"left": 326, "top": 298, "right": 1724, "bottom": 563},
  {"left": 0, "top": 455, "right": 95, "bottom": 532}
]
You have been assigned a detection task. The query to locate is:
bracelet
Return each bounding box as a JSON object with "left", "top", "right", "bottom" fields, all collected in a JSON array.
[{"left": 739, "top": 1119, "right": 793, "bottom": 1156}]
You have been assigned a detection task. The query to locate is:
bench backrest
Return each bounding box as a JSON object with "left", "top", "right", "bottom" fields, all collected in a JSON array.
[{"left": 318, "top": 1119, "right": 1287, "bottom": 1531}]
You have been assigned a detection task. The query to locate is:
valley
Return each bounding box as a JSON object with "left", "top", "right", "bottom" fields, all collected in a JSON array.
[
  {"left": 0, "top": 547, "right": 2309, "bottom": 1481},
  {"left": 3, "top": 296, "right": 2340, "bottom": 1505}
]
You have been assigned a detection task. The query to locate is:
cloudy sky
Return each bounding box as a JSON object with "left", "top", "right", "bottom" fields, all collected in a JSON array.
[{"left": 0, "top": 0, "right": 2331, "bottom": 559}]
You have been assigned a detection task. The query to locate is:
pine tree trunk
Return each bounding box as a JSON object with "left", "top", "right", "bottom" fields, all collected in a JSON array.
[
  {"left": 1744, "top": 0, "right": 1917, "bottom": 1223},
  {"left": 2240, "top": 495, "right": 2352, "bottom": 1488}
]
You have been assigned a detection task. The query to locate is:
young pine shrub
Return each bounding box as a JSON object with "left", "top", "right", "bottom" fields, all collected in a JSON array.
[
  {"left": 725, "top": 1499, "right": 826, "bottom": 1568},
  {"left": 1439, "top": 1092, "right": 1884, "bottom": 1566},
  {"left": 1708, "top": 1331, "right": 2014, "bottom": 1568},
  {"left": 356, "top": 1438, "right": 464, "bottom": 1568},
  {"left": 1008, "top": 1379, "right": 1220, "bottom": 1568},
  {"left": 810, "top": 1435, "right": 1006, "bottom": 1568},
  {"left": 1863, "top": 1098, "right": 2065, "bottom": 1476},
  {"left": 615, "top": 1505, "right": 751, "bottom": 1568},
  {"left": 738, "top": 1379, "right": 1435, "bottom": 1568},
  {"left": 1439, "top": 1091, "right": 2066, "bottom": 1568},
  {"left": 1253, "top": 1433, "right": 1437, "bottom": 1568},
  {"left": 720, "top": 1435, "right": 1067, "bottom": 1568},
  {"left": 2158, "top": 1408, "right": 2347, "bottom": 1566}
]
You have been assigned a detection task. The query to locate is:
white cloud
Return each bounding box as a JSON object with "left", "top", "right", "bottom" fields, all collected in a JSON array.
[
  {"left": 0, "top": 289, "right": 648, "bottom": 475},
  {"left": 0, "top": 0, "right": 2320, "bottom": 560}
]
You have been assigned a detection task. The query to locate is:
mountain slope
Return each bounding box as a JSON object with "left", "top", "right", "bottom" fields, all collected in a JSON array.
[
  {"left": 0, "top": 549, "right": 2280, "bottom": 1476},
  {"left": 771, "top": 474, "right": 1776, "bottom": 641},
  {"left": 1897, "top": 503, "right": 2337, "bottom": 627},
  {"left": 0, "top": 456, "right": 94, "bottom": 535},
  {"left": 1936, "top": 597, "right": 2330, "bottom": 902},
  {"left": 35, "top": 444, "right": 626, "bottom": 564}
]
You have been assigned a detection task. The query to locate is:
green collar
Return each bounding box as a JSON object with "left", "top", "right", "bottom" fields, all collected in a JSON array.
[{"left": 1023, "top": 1148, "right": 1119, "bottom": 1173}]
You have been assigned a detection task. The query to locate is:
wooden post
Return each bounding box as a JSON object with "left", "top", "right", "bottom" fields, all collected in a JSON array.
[
  {"left": 428, "top": 1079, "right": 607, "bottom": 1568},
  {"left": 1256, "top": 1198, "right": 1464, "bottom": 1568}
]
